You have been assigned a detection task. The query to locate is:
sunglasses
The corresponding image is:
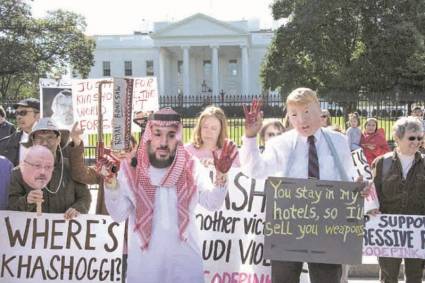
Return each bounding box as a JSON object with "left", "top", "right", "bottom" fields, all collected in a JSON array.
[
  {"left": 133, "top": 117, "right": 147, "bottom": 126},
  {"left": 407, "top": 136, "right": 423, "bottom": 141},
  {"left": 16, "top": 110, "right": 38, "bottom": 116}
]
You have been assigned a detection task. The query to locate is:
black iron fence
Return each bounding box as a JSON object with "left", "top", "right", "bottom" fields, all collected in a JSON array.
[{"left": 2, "top": 93, "right": 424, "bottom": 161}]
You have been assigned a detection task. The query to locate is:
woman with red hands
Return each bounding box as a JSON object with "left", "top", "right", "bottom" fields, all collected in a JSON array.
[{"left": 186, "top": 105, "right": 240, "bottom": 169}]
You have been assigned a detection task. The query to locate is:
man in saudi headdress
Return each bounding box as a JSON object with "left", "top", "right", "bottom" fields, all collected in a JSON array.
[{"left": 103, "top": 107, "right": 237, "bottom": 283}]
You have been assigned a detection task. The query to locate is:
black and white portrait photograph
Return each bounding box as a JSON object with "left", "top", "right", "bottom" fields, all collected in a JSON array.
[{"left": 41, "top": 87, "right": 74, "bottom": 130}]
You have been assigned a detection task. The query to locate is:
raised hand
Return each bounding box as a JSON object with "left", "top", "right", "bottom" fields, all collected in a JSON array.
[
  {"left": 243, "top": 98, "right": 263, "bottom": 138},
  {"left": 70, "top": 122, "right": 84, "bottom": 146},
  {"left": 213, "top": 139, "right": 238, "bottom": 174}
]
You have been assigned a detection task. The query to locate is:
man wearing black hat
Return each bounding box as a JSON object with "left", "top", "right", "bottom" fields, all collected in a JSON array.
[{"left": 0, "top": 98, "right": 40, "bottom": 166}]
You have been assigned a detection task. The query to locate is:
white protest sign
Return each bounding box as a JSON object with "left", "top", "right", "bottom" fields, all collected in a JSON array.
[
  {"left": 132, "top": 77, "right": 159, "bottom": 113},
  {"left": 0, "top": 211, "right": 125, "bottom": 283},
  {"left": 72, "top": 78, "right": 114, "bottom": 134},
  {"left": 351, "top": 148, "right": 379, "bottom": 212},
  {"left": 363, "top": 214, "right": 425, "bottom": 259},
  {"left": 351, "top": 148, "right": 373, "bottom": 180},
  {"left": 73, "top": 77, "right": 159, "bottom": 134},
  {"left": 131, "top": 77, "right": 159, "bottom": 131},
  {"left": 196, "top": 168, "right": 272, "bottom": 283}
]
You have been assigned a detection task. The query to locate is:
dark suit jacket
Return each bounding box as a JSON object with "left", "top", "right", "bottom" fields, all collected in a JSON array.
[{"left": 0, "top": 131, "right": 23, "bottom": 166}]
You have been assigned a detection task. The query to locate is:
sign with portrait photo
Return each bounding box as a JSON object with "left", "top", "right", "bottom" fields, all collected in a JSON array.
[{"left": 39, "top": 79, "right": 73, "bottom": 130}]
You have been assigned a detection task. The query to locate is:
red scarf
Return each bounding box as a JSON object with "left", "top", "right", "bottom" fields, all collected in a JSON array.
[{"left": 122, "top": 118, "right": 196, "bottom": 250}]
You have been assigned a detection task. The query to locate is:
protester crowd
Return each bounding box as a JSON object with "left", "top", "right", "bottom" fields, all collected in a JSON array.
[{"left": 0, "top": 91, "right": 424, "bottom": 283}]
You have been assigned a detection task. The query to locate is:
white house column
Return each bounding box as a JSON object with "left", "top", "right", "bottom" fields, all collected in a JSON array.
[
  {"left": 158, "top": 47, "right": 165, "bottom": 96},
  {"left": 241, "top": 45, "right": 249, "bottom": 95},
  {"left": 182, "top": 46, "right": 190, "bottom": 96},
  {"left": 211, "top": 45, "right": 219, "bottom": 97}
]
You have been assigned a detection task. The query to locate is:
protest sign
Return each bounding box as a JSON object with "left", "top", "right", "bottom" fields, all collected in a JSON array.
[
  {"left": 0, "top": 211, "right": 124, "bottom": 283},
  {"left": 363, "top": 214, "right": 425, "bottom": 259},
  {"left": 196, "top": 167, "right": 309, "bottom": 283},
  {"left": 72, "top": 78, "right": 114, "bottom": 133},
  {"left": 264, "top": 177, "right": 364, "bottom": 264},
  {"left": 131, "top": 77, "right": 159, "bottom": 131},
  {"left": 351, "top": 148, "right": 379, "bottom": 212},
  {"left": 111, "top": 78, "right": 133, "bottom": 151},
  {"left": 351, "top": 148, "right": 373, "bottom": 181},
  {"left": 72, "top": 77, "right": 159, "bottom": 134},
  {"left": 39, "top": 79, "right": 73, "bottom": 130},
  {"left": 196, "top": 169, "right": 272, "bottom": 283}
]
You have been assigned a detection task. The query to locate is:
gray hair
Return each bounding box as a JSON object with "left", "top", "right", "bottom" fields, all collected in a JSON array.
[{"left": 393, "top": 117, "right": 423, "bottom": 139}]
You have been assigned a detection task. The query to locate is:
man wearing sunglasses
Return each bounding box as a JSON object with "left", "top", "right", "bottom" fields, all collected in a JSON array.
[{"left": 0, "top": 98, "right": 40, "bottom": 166}]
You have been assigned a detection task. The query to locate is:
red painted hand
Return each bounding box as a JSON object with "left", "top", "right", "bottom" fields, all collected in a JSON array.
[
  {"left": 96, "top": 155, "right": 120, "bottom": 179},
  {"left": 243, "top": 98, "right": 263, "bottom": 138},
  {"left": 213, "top": 139, "right": 238, "bottom": 174},
  {"left": 243, "top": 98, "right": 262, "bottom": 124}
]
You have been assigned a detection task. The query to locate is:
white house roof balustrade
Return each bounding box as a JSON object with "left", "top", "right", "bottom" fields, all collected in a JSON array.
[{"left": 95, "top": 35, "right": 154, "bottom": 49}]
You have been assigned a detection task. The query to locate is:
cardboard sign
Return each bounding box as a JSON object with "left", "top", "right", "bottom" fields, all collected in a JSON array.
[
  {"left": 0, "top": 211, "right": 124, "bottom": 283},
  {"left": 111, "top": 78, "right": 133, "bottom": 151},
  {"left": 363, "top": 214, "right": 425, "bottom": 259},
  {"left": 264, "top": 177, "right": 364, "bottom": 264}
]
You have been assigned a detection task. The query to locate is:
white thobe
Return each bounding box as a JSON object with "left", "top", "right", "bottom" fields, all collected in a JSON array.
[{"left": 105, "top": 160, "right": 227, "bottom": 283}]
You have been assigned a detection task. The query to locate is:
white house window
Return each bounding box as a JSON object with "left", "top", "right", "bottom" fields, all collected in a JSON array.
[
  {"left": 124, "top": 61, "right": 132, "bottom": 76},
  {"left": 203, "top": 60, "right": 211, "bottom": 79},
  {"left": 102, "top": 61, "right": 111, "bottom": 77},
  {"left": 146, "top": 60, "right": 154, "bottom": 76},
  {"left": 229, "top": 59, "right": 238, "bottom": 77},
  {"left": 177, "top": 60, "right": 183, "bottom": 76}
]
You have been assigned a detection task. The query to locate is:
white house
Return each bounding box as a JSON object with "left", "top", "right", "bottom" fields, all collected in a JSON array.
[{"left": 89, "top": 13, "right": 274, "bottom": 97}]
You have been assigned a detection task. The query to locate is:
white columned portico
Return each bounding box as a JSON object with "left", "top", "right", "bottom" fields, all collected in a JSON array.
[
  {"left": 157, "top": 47, "right": 165, "bottom": 96},
  {"left": 211, "top": 45, "right": 219, "bottom": 97},
  {"left": 241, "top": 45, "right": 249, "bottom": 95},
  {"left": 182, "top": 46, "right": 190, "bottom": 96}
]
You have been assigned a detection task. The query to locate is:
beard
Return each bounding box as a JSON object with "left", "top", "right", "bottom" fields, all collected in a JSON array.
[{"left": 148, "top": 146, "right": 175, "bottom": 168}]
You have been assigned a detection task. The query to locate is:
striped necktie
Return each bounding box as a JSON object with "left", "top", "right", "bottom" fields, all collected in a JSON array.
[{"left": 308, "top": 135, "right": 320, "bottom": 179}]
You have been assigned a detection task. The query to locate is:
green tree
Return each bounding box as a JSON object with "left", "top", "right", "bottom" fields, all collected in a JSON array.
[
  {"left": 262, "top": 0, "right": 425, "bottom": 99},
  {"left": 0, "top": 0, "right": 95, "bottom": 99}
]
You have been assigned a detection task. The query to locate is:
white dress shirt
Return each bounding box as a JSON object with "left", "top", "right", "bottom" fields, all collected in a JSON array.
[{"left": 240, "top": 128, "right": 357, "bottom": 181}]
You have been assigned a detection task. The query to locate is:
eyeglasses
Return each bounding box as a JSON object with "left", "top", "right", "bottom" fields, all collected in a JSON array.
[
  {"left": 407, "top": 136, "right": 423, "bottom": 141},
  {"left": 32, "top": 136, "right": 58, "bottom": 145},
  {"left": 16, "top": 110, "right": 39, "bottom": 116},
  {"left": 24, "top": 160, "right": 54, "bottom": 171}
]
